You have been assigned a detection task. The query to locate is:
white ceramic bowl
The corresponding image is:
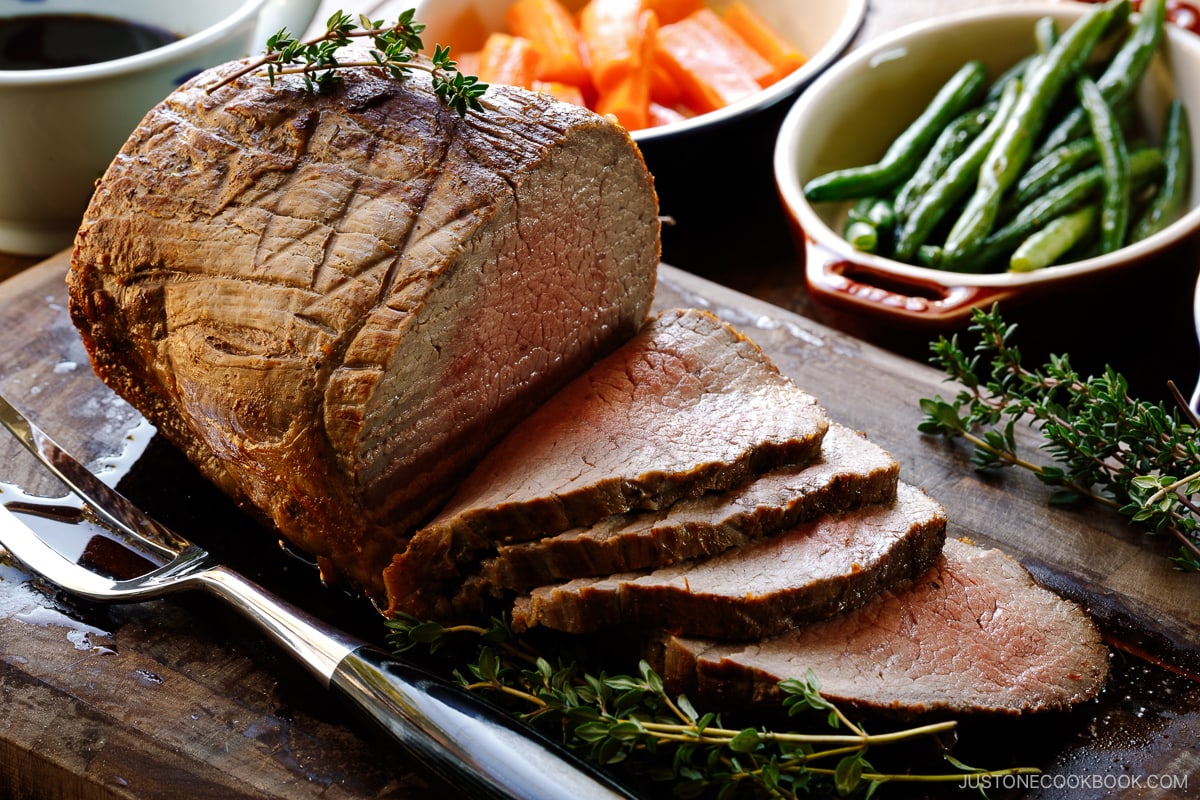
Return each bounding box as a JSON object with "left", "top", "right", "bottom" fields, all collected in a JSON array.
[
  {"left": 411, "top": 0, "right": 866, "bottom": 144},
  {"left": 0, "top": 0, "right": 321, "bottom": 256},
  {"left": 774, "top": 4, "right": 1200, "bottom": 330}
]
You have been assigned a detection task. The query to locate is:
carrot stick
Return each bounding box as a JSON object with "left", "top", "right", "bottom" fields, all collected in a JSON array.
[
  {"left": 650, "top": 57, "right": 682, "bottom": 106},
  {"left": 453, "top": 50, "right": 482, "bottom": 80},
  {"left": 597, "top": 72, "right": 650, "bottom": 129},
  {"left": 533, "top": 80, "right": 588, "bottom": 106},
  {"left": 476, "top": 32, "right": 544, "bottom": 89},
  {"left": 655, "top": 11, "right": 765, "bottom": 113},
  {"left": 594, "top": 8, "right": 656, "bottom": 130},
  {"left": 645, "top": 0, "right": 704, "bottom": 25},
  {"left": 684, "top": 8, "right": 774, "bottom": 86},
  {"left": 579, "top": 0, "right": 647, "bottom": 94},
  {"left": 505, "top": 0, "right": 592, "bottom": 88},
  {"left": 722, "top": 1, "right": 806, "bottom": 84}
]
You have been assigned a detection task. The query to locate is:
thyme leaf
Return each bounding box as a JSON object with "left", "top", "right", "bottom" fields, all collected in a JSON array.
[
  {"left": 205, "top": 9, "right": 488, "bottom": 116},
  {"left": 384, "top": 613, "right": 1037, "bottom": 798},
  {"left": 918, "top": 304, "right": 1200, "bottom": 569}
]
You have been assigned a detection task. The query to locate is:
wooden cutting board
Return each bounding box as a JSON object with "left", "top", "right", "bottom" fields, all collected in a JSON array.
[{"left": 0, "top": 251, "right": 1196, "bottom": 799}]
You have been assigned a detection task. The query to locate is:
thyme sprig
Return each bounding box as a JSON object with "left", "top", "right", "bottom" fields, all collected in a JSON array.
[
  {"left": 386, "top": 613, "right": 1038, "bottom": 798},
  {"left": 206, "top": 10, "right": 487, "bottom": 116},
  {"left": 918, "top": 305, "right": 1200, "bottom": 570}
]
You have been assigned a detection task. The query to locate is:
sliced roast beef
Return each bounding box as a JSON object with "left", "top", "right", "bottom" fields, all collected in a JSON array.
[
  {"left": 67, "top": 62, "right": 660, "bottom": 599},
  {"left": 383, "top": 308, "right": 830, "bottom": 618},
  {"left": 655, "top": 537, "right": 1110, "bottom": 717},
  {"left": 460, "top": 423, "right": 899, "bottom": 604},
  {"left": 510, "top": 482, "right": 945, "bottom": 638}
]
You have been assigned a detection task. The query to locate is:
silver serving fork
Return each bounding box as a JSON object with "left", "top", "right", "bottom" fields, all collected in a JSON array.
[{"left": 0, "top": 394, "right": 633, "bottom": 800}]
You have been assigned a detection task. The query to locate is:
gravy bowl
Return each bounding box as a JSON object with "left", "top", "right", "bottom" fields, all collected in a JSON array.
[{"left": 0, "top": 0, "right": 321, "bottom": 256}]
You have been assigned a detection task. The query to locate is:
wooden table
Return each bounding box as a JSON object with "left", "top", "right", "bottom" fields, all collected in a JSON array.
[{"left": 2, "top": 2, "right": 1198, "bottom": 799}]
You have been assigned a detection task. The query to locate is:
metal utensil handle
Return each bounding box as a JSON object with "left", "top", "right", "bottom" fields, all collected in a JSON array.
[
  {"left": 335, "top": 647, "right": 636, "bottom": 800},
  {"left": 0, "top": 395, "right": 634, "bottom": 797},
  {"left": 194, "top": 566, "right": 633, "bottom": 800}
]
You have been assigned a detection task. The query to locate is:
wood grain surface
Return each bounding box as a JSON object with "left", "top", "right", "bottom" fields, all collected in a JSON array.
[{"left": 2, "top": 251, "right": 1197, "bottom": 799}]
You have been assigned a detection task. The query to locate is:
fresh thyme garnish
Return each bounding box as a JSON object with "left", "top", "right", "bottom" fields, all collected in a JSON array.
[
  {"left": 386, "top": 613, "right": 1038, "bottom": 798},
  {"left": 206, "top": 9, "right": 488, "bottom": 116},
  {"left": 918, "top": 305, "right": 1200, "bottom": 570}
]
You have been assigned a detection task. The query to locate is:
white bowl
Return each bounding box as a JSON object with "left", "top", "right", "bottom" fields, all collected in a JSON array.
[
  {"left": 411, "top": 0, "right": 866, "bottom": 143},
  {"left": 0, "top": 0, "right": 322, "bottom": 256},
  {"left": 774, "top": 4, "right": 1200, "bottom": 330}
]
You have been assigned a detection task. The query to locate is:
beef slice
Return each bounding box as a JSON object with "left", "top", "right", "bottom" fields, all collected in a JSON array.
[
  {"left": 656, "top": 537, "right": 1110, "bottom": 717},
  {"left": 510, "top": 482, "right": 945, "bottom": 638},
  {"left": 384, "top": 308, "right": 830, "bottom": 619},
  {"left": 465, "top": 423, "right": 899, "bottom": 602}
]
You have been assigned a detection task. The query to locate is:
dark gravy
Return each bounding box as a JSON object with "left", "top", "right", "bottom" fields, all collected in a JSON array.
[{"left": 0, "top": 13, "right": 180, "bottom": 70}]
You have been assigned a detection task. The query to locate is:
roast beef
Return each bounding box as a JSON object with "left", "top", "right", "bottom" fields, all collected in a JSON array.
[
  {"left": 510, "top": 482, "right": 946, "bottom": 638},
  {"left": 67, "top": 62, "right": 660, "bottom": 598},
  {"left": 461, "top": 423, "right": 899, "bottom": 603},
  {"left": 655, "top": 537, "right": 1110, "bottom": 716},
  {"left": 384, "top": 307, "right": 831, "bottom": 618}
]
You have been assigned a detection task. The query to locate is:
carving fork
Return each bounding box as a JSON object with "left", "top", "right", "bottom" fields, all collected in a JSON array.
[{"left": 0, "top": 394, "right": 633, "bottom": 800}]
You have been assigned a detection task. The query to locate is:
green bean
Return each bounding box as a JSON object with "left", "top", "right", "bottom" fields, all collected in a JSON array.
[
  {"left": 844, "top": 221, "right": 878, "bottom": 252},
  {"left": 1130, "top": 99, "right": 1191, "bottom": 241},
  {"left": 894, "top": 78, "right": 1021, "bottom": 261},
  {"left": 843, "top": 196, "right": 896, "bottom": 253},
  {"left": 1035, "top": 0, "right": 1165, "bottom": 157},
  {"left": 1003, "top": 102, "right": 1138, "bottom": 219},
  {"left": 941, "top": 0, "right": 1125, "bottom": 263},
  {"left": 803, "top": 60, "right": 989, "bottom": 203},
  {"left": 893, "top": 105, "right": 993, "bottom": 222},
  {"left": 1076, "top": 75, "right": 1131, "bottom": 253},
  {"left": 985, "top": 55, "right": 1034, "bottom": 103},
  {"left": 1034, "top": 15, "right": 1059, "bottom": 54},
  {"left": 1009, "top": 203, "right": 1099, "bottom": 271},
  {"left": 970, "top": 146, "right": 1163, "bottom": 269},
  {"left": 1008, "top": 137, "right": 1099, "bottom": 211},
  {"left": 916, "top": 245, "right": 944, "bottom": 268},
  {"left": 864, "top": 196, "right": 896, "bottom": 229}
]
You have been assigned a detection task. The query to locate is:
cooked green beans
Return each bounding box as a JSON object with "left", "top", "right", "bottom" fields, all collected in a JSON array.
[
  {"left": 985, "top": 55, "right": 1034, "bottom": 103},
  {"left": 973, "top": 147, "right": 1163, "bottom": 269},
  {"left": 1010, "top": 204, "right": 1099, "bottom": 271},
  {"left": 941, "top": 0, "right": 1124, "bottom": 264},
  {"left": 1077, "top": 75, "right": 1131, "bottom": 253},
  {"left": 1130, "top": 100, "right": 1191, "bottom": 241},
  {"left": 1034, "top": 15, "right": 1059, "bottom": 54},
  {"left": 1035, "top": 0, "right": 1166, "bottom": 157},
  {"left": 893, "top": 105, "right": 993, "bottom": 222},
  {"left": 798, "top": 0, "right": 1188, "bottom": 274},
  {"left": 802, "top": 60, "right": 988, "bottom": 203},
  {"left": 1006, "top": 137, "right": 1100, "bottom": 213},
  {"left": 844, "top": 196, "right": 896, "bottom": 253},
  {"left": 894, "top": 79, "right": 1021, "bottom": 261}
]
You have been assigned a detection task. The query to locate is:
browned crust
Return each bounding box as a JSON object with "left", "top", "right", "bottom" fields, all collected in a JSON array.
[{"left": 67, "top": 59, "right": 659, "bottom": 600}]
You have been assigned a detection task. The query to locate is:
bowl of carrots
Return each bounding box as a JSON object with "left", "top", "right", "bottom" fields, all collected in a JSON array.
[
  {"left": 411, "top": 0, "right": 866, "bottom": 141},
  {"left": 774, "top": 0, "right": 1200, "bottom": 334}
]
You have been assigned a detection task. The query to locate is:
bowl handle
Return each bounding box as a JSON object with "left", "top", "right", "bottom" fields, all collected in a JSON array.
[{"left": 804, "top": 240, "right": 1015, "bottom": 327}]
